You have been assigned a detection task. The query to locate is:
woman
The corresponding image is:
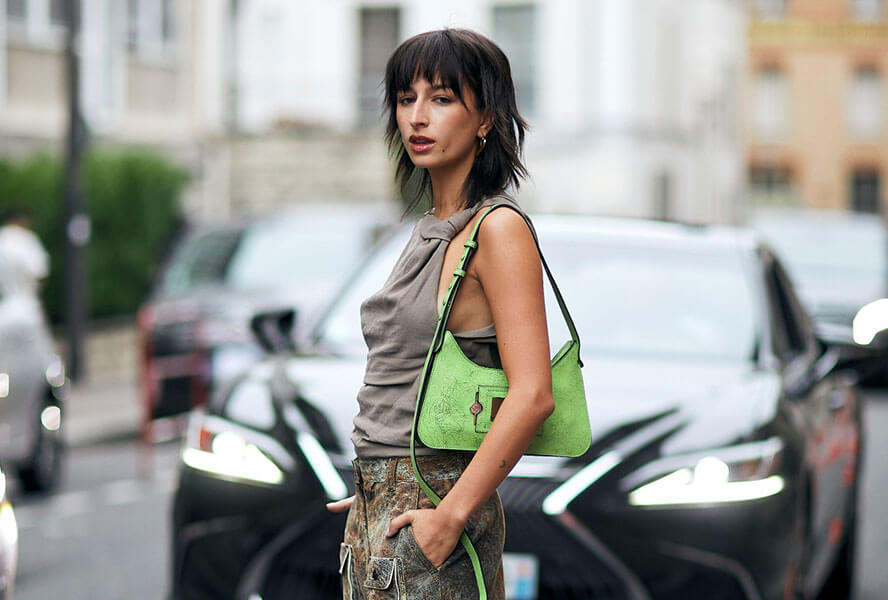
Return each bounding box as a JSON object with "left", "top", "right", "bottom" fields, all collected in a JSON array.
[{"left": 327, "top": 28, "right": 553, "bottom": 599}]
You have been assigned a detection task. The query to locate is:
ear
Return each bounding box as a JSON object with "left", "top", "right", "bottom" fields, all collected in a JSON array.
[{"left": 477, "top": 111, "right": 493, "bottom": 138}]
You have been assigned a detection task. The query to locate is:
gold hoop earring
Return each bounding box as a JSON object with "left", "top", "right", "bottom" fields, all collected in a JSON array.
[{"left": 476, "top": 136, "right": 487, "bottom": 157}]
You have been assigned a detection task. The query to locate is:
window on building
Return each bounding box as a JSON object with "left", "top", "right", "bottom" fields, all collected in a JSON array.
[
  {"left": 753, "top": 68, "right": 789, "bottom": 140},
  {"left": 127, "top": 0, "right": 140, "bottom": 51},
  {"left": 756, "top": 0, "right": 786, "bottom": 20},
  {"left": 847, "top": 68, "right": 883, "bottom": 139},
  {"left": 493, "top": 4, "right": 537, "bottom": 116},
  {"left": 49, "top": 0, "right": 66, "bottom": 26},
  {"left": 850, "top": 169, "right": 881, "bottom": 213},
  {"left": 750, "top": 166, "right": 797, "bottom": 207},
  {"left": 652, "top": 171, "right": 673, "bottom": 220},
  {"left": 161, "top": 0, "right": 175, "bottom": 44},
  {"left": 851, "top": 0, "right": 884, "bottom": 22},
  {"left": 358, "top": 7, "right": 400, "bottom": 124},
  {"left": 6, "top": 0, "right": 26, "bottom": 21}
]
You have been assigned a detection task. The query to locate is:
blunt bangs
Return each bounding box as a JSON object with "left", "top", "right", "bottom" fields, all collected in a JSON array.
[
  {"left": 385, "top": 31, "right": 476, "bottom": 109},
  {"left": 383, "top": 28, "right": 528, "bottom": 215}
]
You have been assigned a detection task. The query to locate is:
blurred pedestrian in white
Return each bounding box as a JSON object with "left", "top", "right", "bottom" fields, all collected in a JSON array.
[{"left": 0, "top": 207, "right": 49, "bottom": 296}]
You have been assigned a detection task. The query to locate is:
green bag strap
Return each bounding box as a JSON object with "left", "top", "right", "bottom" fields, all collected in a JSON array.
[
  {"left": 409, "top": 202, "right": 582, "bottom": 600},
  {"left": 435, "top": 203, "right": 581, "bottom": 358}
]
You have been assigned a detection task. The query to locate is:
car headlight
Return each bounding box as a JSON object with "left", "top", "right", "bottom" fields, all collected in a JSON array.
[
  {"left": 0, "top": 471, "right": 16, "bottom": 546},
  {"left": 45, "top": 355, "right": 66, "bottom": 388},
  {"left": 182, "top": 412, "right": 292, "bottom": 485},
  {"left": 853, "top": 298, "right": 888, "bottom": 345},
  {"left": 624, "top": 437, "right": 785, "bottom": 507}
]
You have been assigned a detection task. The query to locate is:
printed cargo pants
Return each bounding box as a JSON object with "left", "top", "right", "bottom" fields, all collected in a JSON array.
[{"left": 340, "top": 452, "right": 506, "bottom": 599}]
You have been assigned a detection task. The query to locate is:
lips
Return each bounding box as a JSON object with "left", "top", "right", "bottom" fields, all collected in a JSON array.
[{"left": 408, "top": 136, "right": 435, "bottom": 152}]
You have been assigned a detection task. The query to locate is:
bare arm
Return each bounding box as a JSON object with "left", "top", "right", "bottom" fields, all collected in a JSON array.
[
  {"left": 386, "top": 208, "right": 554, "bottom": 565},
  {"left": 436, "top": 208, "right": 554, "bottom": 518}
]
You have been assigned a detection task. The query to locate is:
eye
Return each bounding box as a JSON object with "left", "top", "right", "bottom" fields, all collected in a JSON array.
[
  {"left": 397, "top": 96, "right": 415, "bottom": 106},
  {"left": 433, "top": 96, "right": 453, "bottom": 105}
]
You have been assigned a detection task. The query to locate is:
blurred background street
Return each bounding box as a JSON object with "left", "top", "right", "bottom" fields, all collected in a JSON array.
[{"left": 1, "top": 0, "right": 888, "bottom": 598}]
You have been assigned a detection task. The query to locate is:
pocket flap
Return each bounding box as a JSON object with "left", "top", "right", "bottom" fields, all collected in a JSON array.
[{"left": 364, "top": 556, "right": 397, "bottom": 589}]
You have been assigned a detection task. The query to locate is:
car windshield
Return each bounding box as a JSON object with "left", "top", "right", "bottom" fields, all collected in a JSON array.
[
  {"left": 316, "top": 225, "right": 758, "bottom": 363},
  {"left": 160, "top": 228, "right": 243, "bottom": 296},
  {"left": 753, "top": 215, "right": 887, "bottom": 291},
  {"left": 160, "top": 213, "right": 383, "bottom": 303},
  {"left": 225, "top": 214, "right": 373, "bottom": 302}
]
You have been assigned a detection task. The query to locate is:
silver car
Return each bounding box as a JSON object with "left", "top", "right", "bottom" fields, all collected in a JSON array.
[
  {"left": 0, "top": 466, "right": 16, "bottom": 599},
  {"left": 0, "top": 278, "right": 66, "bottom": 493}
]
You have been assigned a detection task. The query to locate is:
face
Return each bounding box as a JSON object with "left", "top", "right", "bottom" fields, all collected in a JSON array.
[{"left": 395, "top": 76, "right": 488, "bottom": 172}]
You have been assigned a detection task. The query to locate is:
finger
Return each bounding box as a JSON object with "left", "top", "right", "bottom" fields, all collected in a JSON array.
[
  {"left": 325, "top": 496, "right": 354, "bottom": 513},
  {"left": 386, "top": 511, "right": 414, "bottom": 537}
]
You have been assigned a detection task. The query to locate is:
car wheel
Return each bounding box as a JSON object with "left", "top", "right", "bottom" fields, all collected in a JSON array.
[{"left": 18, "top": 400, "right": 64, "bottom": 493}]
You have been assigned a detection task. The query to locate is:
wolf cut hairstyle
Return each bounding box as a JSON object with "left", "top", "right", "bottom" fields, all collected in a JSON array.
[{"left": 383, "top": 28, "right": 528, "bottom": 213}]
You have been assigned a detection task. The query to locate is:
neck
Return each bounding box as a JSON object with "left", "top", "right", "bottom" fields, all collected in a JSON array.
[{"left": 429, "top": 155, "right": 475, "bottom": 219}]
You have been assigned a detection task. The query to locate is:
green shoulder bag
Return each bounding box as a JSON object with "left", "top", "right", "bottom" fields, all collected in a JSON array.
[{"left": 409, "top": 203, "right": 591, "bottom": 600}]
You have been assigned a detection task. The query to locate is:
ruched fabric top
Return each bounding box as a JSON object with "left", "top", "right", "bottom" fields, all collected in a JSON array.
[{"left": 351, "top": 196, "right": 527, "bottom": 457}]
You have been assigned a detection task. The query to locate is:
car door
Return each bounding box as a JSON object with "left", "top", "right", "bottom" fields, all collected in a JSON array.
[{"left": 762, "top": 249, "right": 854, "bottom": 582}]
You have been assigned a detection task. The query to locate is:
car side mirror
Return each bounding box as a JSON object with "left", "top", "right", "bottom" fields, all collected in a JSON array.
[
  {"left": 250, "top": 308, "right": 298, "bottom": 353},
  {"left": 813, "top": 321, "right": 878, "bottom": 384}
]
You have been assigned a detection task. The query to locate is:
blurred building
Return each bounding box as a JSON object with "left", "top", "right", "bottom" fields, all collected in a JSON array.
[
  {"left": 228, "top": 0, "right": 749, "bottom": 223},
  {"left": 0, "top": 1, "right": 752, "bottom": 223},
  {"left": 747, "top": 0, "right": 888, "bottom": 214},
  {"left": 0, "top": 0, "right": 229, "bottom": 215}
]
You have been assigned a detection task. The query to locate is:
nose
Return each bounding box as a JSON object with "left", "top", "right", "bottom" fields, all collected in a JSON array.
[{"left": 409, "top": 101, "right": 428, "bottom": 129}]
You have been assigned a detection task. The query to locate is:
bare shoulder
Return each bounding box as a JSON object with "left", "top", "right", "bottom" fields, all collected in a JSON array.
[
  {"left": 476, "top": 206, "right": 534, "bottom": 249},
  {"left": 473, "top": 206, "right": 540, "bottom": 278}
]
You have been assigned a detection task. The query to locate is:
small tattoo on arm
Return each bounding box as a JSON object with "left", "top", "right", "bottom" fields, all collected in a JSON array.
[{"left": 499, "top": 460, "right": 507, "bottom": 469}]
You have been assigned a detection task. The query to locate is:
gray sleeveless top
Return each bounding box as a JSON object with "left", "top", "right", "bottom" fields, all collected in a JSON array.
[{"left": 351, "top": 196, "right": 527, "bottom": 457}]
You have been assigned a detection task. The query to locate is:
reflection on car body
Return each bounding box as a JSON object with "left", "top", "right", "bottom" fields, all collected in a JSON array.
[{"left": 170, "top": 215, "right": 864, "bottom": 600}]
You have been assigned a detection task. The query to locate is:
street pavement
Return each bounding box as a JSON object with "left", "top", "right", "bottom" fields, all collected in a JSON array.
[
  {"left": 64, "top": 377, "right": 143, "bottom": 447},
  {"left": 9, "top": 437, "right": 179, "bottom": 599}
]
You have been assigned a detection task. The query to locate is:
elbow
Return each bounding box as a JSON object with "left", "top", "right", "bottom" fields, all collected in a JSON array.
[{"left": 533, "top": 389, "right": 555, "bottom": 421}]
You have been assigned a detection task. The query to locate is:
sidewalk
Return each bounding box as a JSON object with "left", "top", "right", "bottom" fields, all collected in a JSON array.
[{"left": 64, "top": 377, "right": 143, "bottom": 447}]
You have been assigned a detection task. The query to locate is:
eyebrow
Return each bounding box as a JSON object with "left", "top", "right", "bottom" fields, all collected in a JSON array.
[{"left": 398, "top": 81, "right": 452, "bottom": 94}]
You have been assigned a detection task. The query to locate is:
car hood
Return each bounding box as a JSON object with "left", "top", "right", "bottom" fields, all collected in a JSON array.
[{"left": 276, "top": 352, "right": 781, "bottom": 478}]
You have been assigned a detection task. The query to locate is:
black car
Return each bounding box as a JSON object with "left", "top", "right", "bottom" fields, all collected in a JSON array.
[
  {"left": 138, "top": 204, "right": 396, "bottom": 433},
  {"left": 171, "top": 216, "right": 864, "bottom": 600}
]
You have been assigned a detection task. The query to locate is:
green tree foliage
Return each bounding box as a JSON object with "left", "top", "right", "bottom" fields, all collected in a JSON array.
[{"left": 0, "top": 149, "right": 188, "bottom": 322}]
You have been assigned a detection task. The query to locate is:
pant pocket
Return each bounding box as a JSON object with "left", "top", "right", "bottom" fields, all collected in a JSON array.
[
  {"left": 399, "top": 524, "right": 440, "bottom": 575},
  {"left": 363, "top": 555, "right": 404, "bottom": 599},
  {"left": 340, "top": 543, "right": 356, "bottom": 600}
]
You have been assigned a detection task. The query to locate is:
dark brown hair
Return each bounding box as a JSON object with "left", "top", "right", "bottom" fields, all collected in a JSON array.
[{"left": 383, "top": 28, "right": 528, "bottom": 213}]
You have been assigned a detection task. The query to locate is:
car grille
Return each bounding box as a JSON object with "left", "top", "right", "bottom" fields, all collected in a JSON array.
[
  {"left": 176, "top": 526, "right": 261, "bottom": 599},
  {"left": 499, "top": 477, "right": 631, "bottom": 600},
  {"left": 155, "top": 376, "right": 195, "bottom": 418},
  {"left": 260, "top": 511, "right": 345, "bottom": 600}
]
